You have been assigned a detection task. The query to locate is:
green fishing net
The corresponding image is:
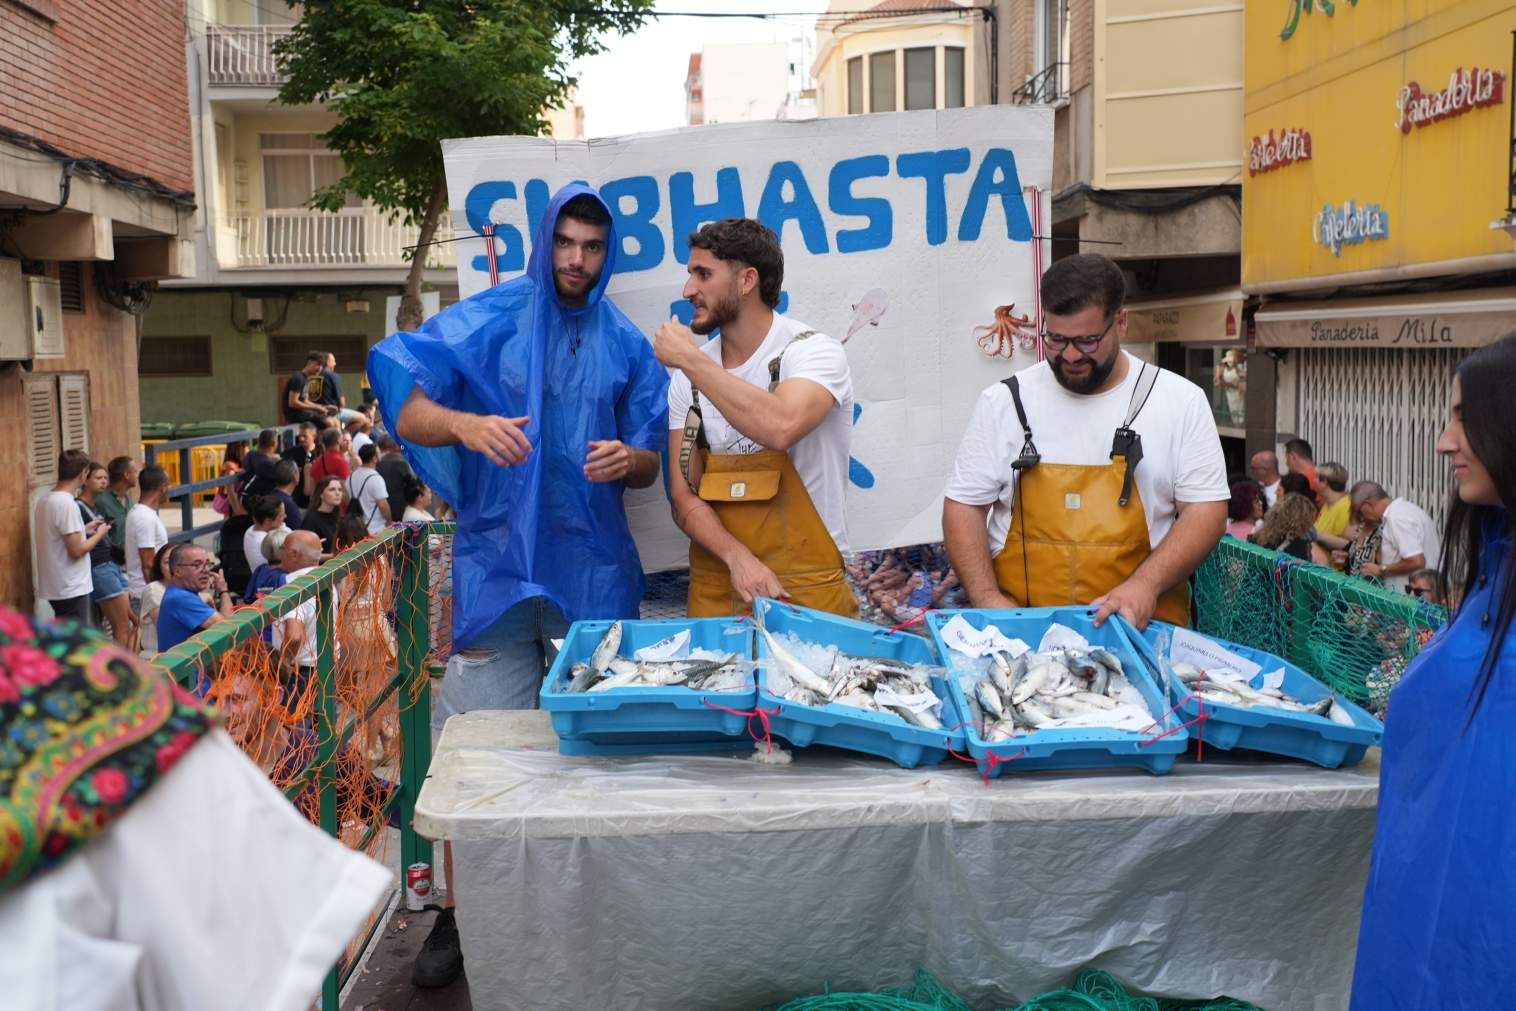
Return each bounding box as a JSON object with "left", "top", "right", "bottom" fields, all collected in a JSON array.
[{"left": 1192, "top": 538, "right": 1446, "bottom": 712}]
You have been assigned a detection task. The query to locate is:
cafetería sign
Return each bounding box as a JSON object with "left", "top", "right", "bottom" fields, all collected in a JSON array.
[
  {"left": 1312, "top": 198, "right": 1390, "bottom": 256},
  {"left": 1396, "top": 66, "right": 1506, "bottom": 133},
  {"left": 1248, "top": 128, "right": 1312, "bottom": 175}
]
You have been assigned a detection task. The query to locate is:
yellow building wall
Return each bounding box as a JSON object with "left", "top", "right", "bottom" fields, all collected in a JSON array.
[
  {"left": 1243, "top": 0, "right": 1516, "bottom": 289},
  {"left": 1095, "top": 0, "right": 1244, "bottom": 189},
  {"left": 814, "top": 21, "right": 978, "bottom": 117}
]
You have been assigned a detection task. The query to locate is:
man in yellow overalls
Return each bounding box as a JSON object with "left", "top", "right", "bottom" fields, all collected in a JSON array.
[
  {"left": 942, "top": 254, "right": 1228, "bottom": 629},
  {"left": 655, "top": 218, "right": 859, "bottom": 618}
]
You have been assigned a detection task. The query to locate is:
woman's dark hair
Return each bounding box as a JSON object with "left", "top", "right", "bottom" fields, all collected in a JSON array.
[
  {"left": 688, "top": 218, "right": 783, "bottom": 308},
  {"left": 1228, "top": 480, "right": 1263, "bottom": 522},
  {"left": 223, "top": 441, "right": 246, "bottom": 467},
  {"left": 404, "top": 475, "right": 429, "bottom": 505},
  {"left": 1281, "top": 472, "right": 1313, "bottom": 497},
  {"left": 311, "top": 474, "right": 345, "bottom": 510},
  {"left": 1439, "top": 335, "right": 1516, "bottom": 721},
  {"left": 249, "top": 494, "right": 283, "bottom": 524},
  {"left": 336, "top": 511, "right": 368, "bottom": 550}
]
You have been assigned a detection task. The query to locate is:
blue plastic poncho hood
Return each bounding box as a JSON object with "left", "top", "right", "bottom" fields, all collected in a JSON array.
[
  {"left": 1352, "top": 510, "right": 1516, "bottom": 1007},
  {"left": 368, "top": 183, "right": 669, "bottom": 646}
]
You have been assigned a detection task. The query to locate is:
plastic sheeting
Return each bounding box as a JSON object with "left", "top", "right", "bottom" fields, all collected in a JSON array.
[
  {"left": 1352, "top": 519, "right": 1516, "bottom": 1009},
  {"left": 369, "top": 183, "right": 670, "bottom": 648},
  {"left": 417, "top": 711, "right": 1380, "bottom": 1011},
  {"left": 0, "top": 730, "right": 392, "bottom": 1011}
]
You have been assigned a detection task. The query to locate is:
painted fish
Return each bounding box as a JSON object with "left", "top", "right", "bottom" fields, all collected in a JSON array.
[{"left": 845, "top": 287, "right": 888, "bottom": 342}]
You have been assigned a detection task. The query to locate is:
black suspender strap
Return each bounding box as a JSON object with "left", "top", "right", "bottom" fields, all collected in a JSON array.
[
  {"left": 1111, "top": 362, "right": 1161, "bottom": 507},
  {"left": 1001, "top": 376, "right": 1040, "bottom": 471}
]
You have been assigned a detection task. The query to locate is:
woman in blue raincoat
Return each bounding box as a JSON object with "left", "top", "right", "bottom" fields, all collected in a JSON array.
[{"left": 1351, "top": 335, "right": 1516, "bottom": 1008}]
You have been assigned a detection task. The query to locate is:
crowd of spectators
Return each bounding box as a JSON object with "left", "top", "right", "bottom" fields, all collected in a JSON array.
[{"left": 1226, "top": 437, "right": 1444, "bottom": 604}]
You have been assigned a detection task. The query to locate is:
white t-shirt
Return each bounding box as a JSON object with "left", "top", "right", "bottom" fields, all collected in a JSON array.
[
  {"left": 944, "top": 351, "right": 1230, "bottom": 555},
  {"left": 346, "top": 466, "right": 390, "bottom": 534},
  {"left": 1379, "top": 497, "right": 1441, "bottom": 593},
  {"left": 351, "top": 431, "right": 373, "bottom": 457},
  {"left": 1262, "top": 479, "right": 1282, "bottom": 508},
  {"left": 124, "top": 503, "right": 168, "bottom": 598},
  {"left": 271, "top": 565, "right": 319, "bottom": 667},
  {"left": 667, "top": 313, "right": 854, "bottom": 551},
  {"left": 34, "top": 490, "right": 91, "bottom": 601}
]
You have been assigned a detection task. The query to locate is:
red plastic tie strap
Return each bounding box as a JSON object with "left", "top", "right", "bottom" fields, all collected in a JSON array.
[
  {"left": 1139, "top": 693, "right": 1210, "bottom": 762},
  {"left": 701, "top": 700, "right": 779, "bottom": 753},
  {"left": 945, "top": 720, "right": 1025, "bottom": 786},
  {"left": 886, "top": 608, "right": 938, "bottom": 634}
]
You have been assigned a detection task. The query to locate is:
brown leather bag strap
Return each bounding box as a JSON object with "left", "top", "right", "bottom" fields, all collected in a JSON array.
[
  {"left": 766, "top": 330, "right": 817, "bottom": 392},
  {"left": 679, "top": 388, "right": 708, "bottom": 496}
]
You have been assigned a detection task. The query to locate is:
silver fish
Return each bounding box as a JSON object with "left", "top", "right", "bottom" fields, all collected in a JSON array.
[
  {"left": 587, "top": 668, "right": 642, "bottom": 692},
  {"left": 989, "top": 651, "right": 1015, "bottom": 696},
  {"left": 1070, "top": 690, "right": 1118, "bottom": 711},
  {"left": 975, "top": 678, "right": 1005, "bottom": 719},
  {"left": 755, "top": 614, "right": 833, "bottom": 696},
  {"left": 1014, "top": 698, "right": 1056, "bottom": 728},
  {"left": 888, "top": 703, "right": 943, "bottom": 731},
  {"left": 565, "top": 662, "right": 598, "bottom": 693},
  {"left": 1012, "top": 658, "right": 1059, "bottom": 705},
  {"left": 1327, "top": 699, "right": 1356, "bottom": 727},
  {"left": 1089, "top": 647, "right": 1125, "bottom": 676},
  {"left": 986, "top": 719, "right": 1019, "bottom": 743},
  {"left": 590, "top": 620, "right": 623, "bottom": 674}
]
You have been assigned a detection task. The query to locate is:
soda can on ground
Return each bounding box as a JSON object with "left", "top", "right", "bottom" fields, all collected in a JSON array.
[{"left": 405, "top": 861, "right": 432, "bottom": 911}]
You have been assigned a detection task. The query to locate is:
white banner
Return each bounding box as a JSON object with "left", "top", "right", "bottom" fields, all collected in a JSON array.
[{"left": 442, "top": 106, "right": 1053, "bottom": 570}]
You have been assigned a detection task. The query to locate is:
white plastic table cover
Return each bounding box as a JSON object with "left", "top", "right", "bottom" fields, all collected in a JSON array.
[{"left": 416, "top": 711, "right": 1379, "bottom": 1011}]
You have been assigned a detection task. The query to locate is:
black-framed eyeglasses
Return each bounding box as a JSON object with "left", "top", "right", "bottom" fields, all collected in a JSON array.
[
  {"left": 1040, "top": 316, "right": 1116, "bottom": 354},
  {"left": 176, "top": 559, "right": 213, "bottom": 570}
]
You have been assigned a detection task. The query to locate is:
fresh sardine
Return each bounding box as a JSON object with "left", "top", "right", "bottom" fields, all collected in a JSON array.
[
  {"left": 755, "top": 614, "right": 833, "bottom": 696},
  {"left": 975, "top": 678, "right": 1005, "bottom": 719},
  {"left": 1011, "top": 660, "right": 1055, "bottom": 705},
  {"left": 565, "top": 662, "right": 597, "bottom": 693},
  {"left": 590, "top": 620, "right": 623, "bottom": 674}
]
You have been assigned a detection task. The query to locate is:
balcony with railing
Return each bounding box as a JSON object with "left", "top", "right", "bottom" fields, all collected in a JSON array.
[
  {"left": 1012, "top": 62, "right": 1069, "bottom": 105},
  {"left": 207, "top": 24, "right": 293, "bottom": 87},
  {"left": 226, "top": 207, "right": 455, "bottom": 270}
]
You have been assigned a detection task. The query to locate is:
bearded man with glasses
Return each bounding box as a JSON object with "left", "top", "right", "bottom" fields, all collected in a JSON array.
[{"left": 941, "top": 253, "right": 1229, "bottom": 630}]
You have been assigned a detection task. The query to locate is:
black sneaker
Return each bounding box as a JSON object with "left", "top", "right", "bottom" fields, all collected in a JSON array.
[{"left": 411, "top": 907, "right": 464, "bottom": 988}]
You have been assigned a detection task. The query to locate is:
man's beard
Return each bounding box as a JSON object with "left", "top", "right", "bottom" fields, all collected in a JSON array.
[
  {"left": 554, "top": 267, "right": 600, "bottom": 302},
  {"left": 1050, "top": 350, "right": 1117, "bottom": 394},
  {"left": 690, "top": 281, "right": 742, "bottom": 335}
]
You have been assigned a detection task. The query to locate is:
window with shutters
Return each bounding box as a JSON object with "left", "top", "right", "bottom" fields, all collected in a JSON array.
[
  {"left": 58, "top": 262, "right": 85, "bottom": 314},
  {"left": 58, "top": 373, "right": 90, "bottom": 454},
  {"left": 269, "top": 335, "right": 366, "bottom": 376},
  {"left": 24, "top": 375, "right": 60, "bottom": 489},
  {"left": 140, "top": 336, "right": 213, "bottom": 377}
]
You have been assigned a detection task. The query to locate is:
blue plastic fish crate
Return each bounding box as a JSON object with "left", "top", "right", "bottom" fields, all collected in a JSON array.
[
  {"left": 925, "top": 607, "right": 1188, "bottom": 777},
  {"left": 1121, "top": 620, "right": 1384, "bottom": 769},
  {"left": 540, "top": 617, "right": 757, "bottom": 756},
  {"left": 752, "top": 598, "right": 964, "bottom": 768}
]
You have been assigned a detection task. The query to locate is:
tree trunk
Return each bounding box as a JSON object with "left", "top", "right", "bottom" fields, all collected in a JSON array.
[{"left": 396, "top": 177, "right": 448, "bottom": 332}]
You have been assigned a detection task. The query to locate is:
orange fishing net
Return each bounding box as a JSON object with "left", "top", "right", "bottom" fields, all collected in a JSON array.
[{"left": 165, "top": 526, "right": 453, "bottom": 979}]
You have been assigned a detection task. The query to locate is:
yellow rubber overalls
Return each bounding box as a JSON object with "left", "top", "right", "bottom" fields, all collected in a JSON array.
[
  {"left": 991, "top": 364, "right": 1192, "bottom": 626},
  {"left": 680, "top": 334, "right": 859, "bottom": 619}
]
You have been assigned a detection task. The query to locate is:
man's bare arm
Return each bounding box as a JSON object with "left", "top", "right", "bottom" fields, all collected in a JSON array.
[
  {"left": 396, "top": 387, "right": 533, "bottom": 467},
  {"left": 942, "top": 498, "right": 1018, "bottom": 608}
]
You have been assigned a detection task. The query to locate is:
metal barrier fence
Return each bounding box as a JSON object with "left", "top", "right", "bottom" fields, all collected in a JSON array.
[
  {"left": 144, "top": 424, "right": 300, "bottom": 543},
  {"left": 1193, "top": 536, "right": 1448, "bottom": 711},
  {"left": 152, "top": 522, "right": 452, "bottom": 1009}
]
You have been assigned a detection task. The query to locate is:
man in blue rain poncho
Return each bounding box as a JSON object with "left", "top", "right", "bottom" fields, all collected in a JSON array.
[{"left": 367, "top": 183, "right": 668, "bottom": 988}]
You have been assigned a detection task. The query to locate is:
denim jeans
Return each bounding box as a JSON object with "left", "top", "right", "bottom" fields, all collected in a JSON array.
[{"left": 432, "top": 597, "right": 570, "bottom": 730}]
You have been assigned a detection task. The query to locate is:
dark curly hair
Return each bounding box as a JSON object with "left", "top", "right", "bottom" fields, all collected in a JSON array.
[{"left": 688, "top": 218, "right": 783, "bottom": 308}]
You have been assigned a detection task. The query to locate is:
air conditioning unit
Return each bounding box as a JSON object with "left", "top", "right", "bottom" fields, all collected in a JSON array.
[
  {"left": 27, "top": 275, "right": 64, "bottom": 359},
  {"left": 0, "top": 258, "right": 26, "bottom": 361}
]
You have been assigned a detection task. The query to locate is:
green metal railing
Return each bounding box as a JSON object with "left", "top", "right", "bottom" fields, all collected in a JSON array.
[
  {"left": 153, "top": 521, "right": 453, "bottom": 1009},
  {"left": 1194, "top": 537, "right": 1448, "bottom": 709}
]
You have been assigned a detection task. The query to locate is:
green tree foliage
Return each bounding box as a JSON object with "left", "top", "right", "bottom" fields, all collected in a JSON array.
[{"left": 275, "top": 1, "right": 653, "bottom": 329}]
